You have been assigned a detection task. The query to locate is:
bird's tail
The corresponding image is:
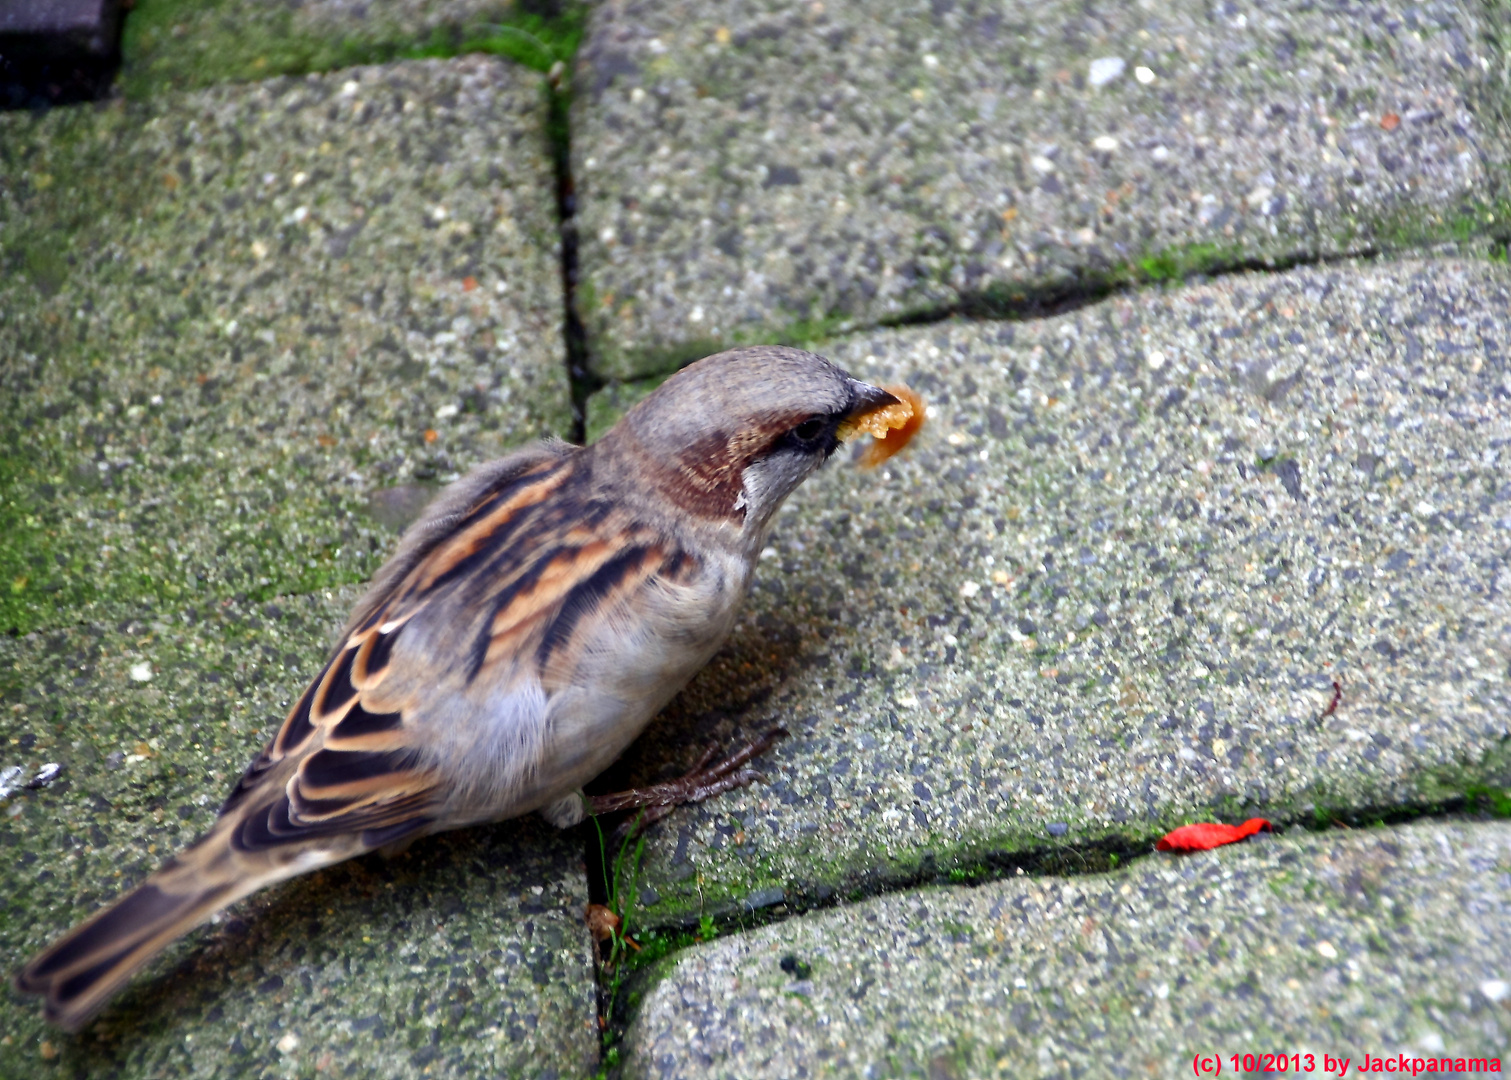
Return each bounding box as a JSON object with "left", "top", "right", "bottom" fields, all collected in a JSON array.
[{"left": 14, "top": 828, "right": 290, "bottom": 1032}]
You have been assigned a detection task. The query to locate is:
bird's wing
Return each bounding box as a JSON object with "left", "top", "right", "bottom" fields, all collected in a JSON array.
[
  {"left": 220, "top": 441, "right": 700, "bottom": 848},
  {"left": 18, "top": 441, "right": 705, "bottom": 1030}
]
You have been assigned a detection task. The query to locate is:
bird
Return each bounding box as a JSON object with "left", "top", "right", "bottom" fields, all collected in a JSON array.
[{"left": 16, "top": 345, "right": 911, "bottom": 1031}]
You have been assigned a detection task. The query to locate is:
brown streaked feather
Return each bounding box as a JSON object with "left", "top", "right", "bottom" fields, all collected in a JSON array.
[
  {"left": 311, "top": 646, "right": 360, "bottom": 721},
  {"left": 15, "top": 861, "right": 248, "bottom": 1032},
  {"left": 268, "top": 678, "right": 320, "bottom": 761},
  {"left": 324, "top": 701, "right": 407, "bottom": 750},
  {"left": 344, "top": 444, "right": 572, "bottom": 638}
]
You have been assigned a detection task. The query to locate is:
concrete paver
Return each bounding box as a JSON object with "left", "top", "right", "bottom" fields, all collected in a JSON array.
[
  {"left": 0, "top": 588, "right": 598, "bottom": 1078},
  {"left": 623, "top": 819, "right": 1511, "bottom": 1078},
  {"left": 572, "top": 0, "right": 1509, "bottom": 378},
  {"left": 0, "top": 56, "right": 568, "bottom": 636},
  {"left": 590, "top": 257, "right": 1511, "bottom": 928}
]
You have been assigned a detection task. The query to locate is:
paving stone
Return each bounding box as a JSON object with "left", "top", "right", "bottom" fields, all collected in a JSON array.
[
  {"left": 118, "top": 0, "right": 572, "bottom": 98},
  {"left": 0, "top": 587, "right": 597, "bottom": 1078},
  {"left": 0, "top": 56, "right": 569, "bottom": 636},
  {"left": 621, "top": 818, "right": 1511, "bottom": 1078},
  {"left": 571, "top": 0, "right": 1509, "bottom": 379},
  {"left": 587, "top": 256, "right": 1511, "bottom": 927}
]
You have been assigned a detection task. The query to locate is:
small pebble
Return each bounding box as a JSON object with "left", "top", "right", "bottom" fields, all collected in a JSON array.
[{"left": 1088, "top": 57, "right": 1126, "bottom": 87}]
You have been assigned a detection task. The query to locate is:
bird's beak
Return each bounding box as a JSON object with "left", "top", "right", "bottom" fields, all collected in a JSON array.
[
  {"left": 844, "top": 380, "right": 901, "bottom": 421},
  {"left": 838, "top": 379, "right": 925, "bottom": 467}
]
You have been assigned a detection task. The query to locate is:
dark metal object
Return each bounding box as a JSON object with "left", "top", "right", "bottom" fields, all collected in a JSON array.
[{"left": 0, "top": 0, "right": 123, "bottom": 109}]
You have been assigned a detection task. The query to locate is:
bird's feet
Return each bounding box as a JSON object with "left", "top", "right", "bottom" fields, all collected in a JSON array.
[{"left": 589, "top": 727, "right": 787, "bottom": 838}]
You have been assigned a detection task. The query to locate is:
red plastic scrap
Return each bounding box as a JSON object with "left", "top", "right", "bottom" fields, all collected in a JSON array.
[{"left": 1156, "top": 818, "right": 1273, "bottom": 852}]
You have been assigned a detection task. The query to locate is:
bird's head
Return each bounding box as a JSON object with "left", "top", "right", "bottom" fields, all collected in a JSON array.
[{"left": 603, "top": 345, "right": 901, "bottom": 541}]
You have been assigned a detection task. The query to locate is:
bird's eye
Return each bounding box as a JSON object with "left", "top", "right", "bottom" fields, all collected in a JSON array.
[{"left": 793, "top": 418, "right": 825, "bottom": 441}]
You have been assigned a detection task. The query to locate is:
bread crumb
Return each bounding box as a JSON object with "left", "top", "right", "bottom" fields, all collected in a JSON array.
[{"left": 844, "top": 384, "right": 926, "bottom": 468}]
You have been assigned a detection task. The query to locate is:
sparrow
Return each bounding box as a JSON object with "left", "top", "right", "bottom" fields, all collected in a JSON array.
[{"left": 17, "top": 345, "right": 910, "bottom": 1031}]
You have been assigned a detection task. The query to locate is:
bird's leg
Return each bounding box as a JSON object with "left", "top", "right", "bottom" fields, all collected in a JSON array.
[{"left": 589, "top": 727, "right": 788, "bottom": 819}]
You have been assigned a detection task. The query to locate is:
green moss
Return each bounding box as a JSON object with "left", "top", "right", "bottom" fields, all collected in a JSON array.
[
  {"left": 1133, "top": 241, "right": 1239, "bottom": 284},
  {"left": 0, "top": 442, "right": 99, "bottom": 635},
  {"left": 0, "top": 66, "right": 570, "bottom": 634},
  {"left": 0, "top": 423, "right": 383, "bottom": 636},
  {"left": 1465, "top": 784, "right": 1511, "bottom": 817},
  {"left": 591, "top": 198, "right": 1511, "bottom": 382},
  {"left": 1365, "top": 197, "right": 1511, "bottom": 254},
  {"left": 120, "top": 0, "right": 587, "bottom": 98}
]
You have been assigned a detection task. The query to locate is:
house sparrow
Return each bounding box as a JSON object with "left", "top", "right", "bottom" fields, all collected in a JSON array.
[{"left": 17, "top": 345, "right": 908, "bottom": 1031}]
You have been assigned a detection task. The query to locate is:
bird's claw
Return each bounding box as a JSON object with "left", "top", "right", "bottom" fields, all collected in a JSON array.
[{"left": 589, "top": 727, "right": 788, "bottom": 833}]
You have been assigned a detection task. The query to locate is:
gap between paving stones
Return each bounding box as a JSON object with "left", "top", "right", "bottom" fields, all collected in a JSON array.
[
  {"left": 586, "top": 804, "right": 1511, "bottom": 1072},
  {"left": 570, "top": 0, "right": 1511, "bottom": 382},
  {"left": 581, "top": 227, "right": 1511, "bottom": 388},
  {"left": 619, "top": 817, "right": 1511, "bottom": 1077},
  {"left": 572, "top": 241, "right": 1511, "bottom": 441},
  {"left": 550, "top": 66, "right": 600, "bottom": 445}
]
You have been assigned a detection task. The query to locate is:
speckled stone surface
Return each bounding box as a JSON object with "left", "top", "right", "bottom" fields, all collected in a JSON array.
[
  {"left": 119, "top": 0, "right": 541, "bottom": 97},
  {"left": 571, "top": 0, "right": 1509, "bottom": 378},
  {"left": 0, "top": 57, "right": 568, "bottom": 636},
  {"left": 0, "top": 588, "right": 597, "bottom": 1078},
  {"left": 621, "top": 819, "right": 1511, "bottom": 1079},
  {"left": 590, "top": 257, "right": 1511, "bottom": 926}
]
